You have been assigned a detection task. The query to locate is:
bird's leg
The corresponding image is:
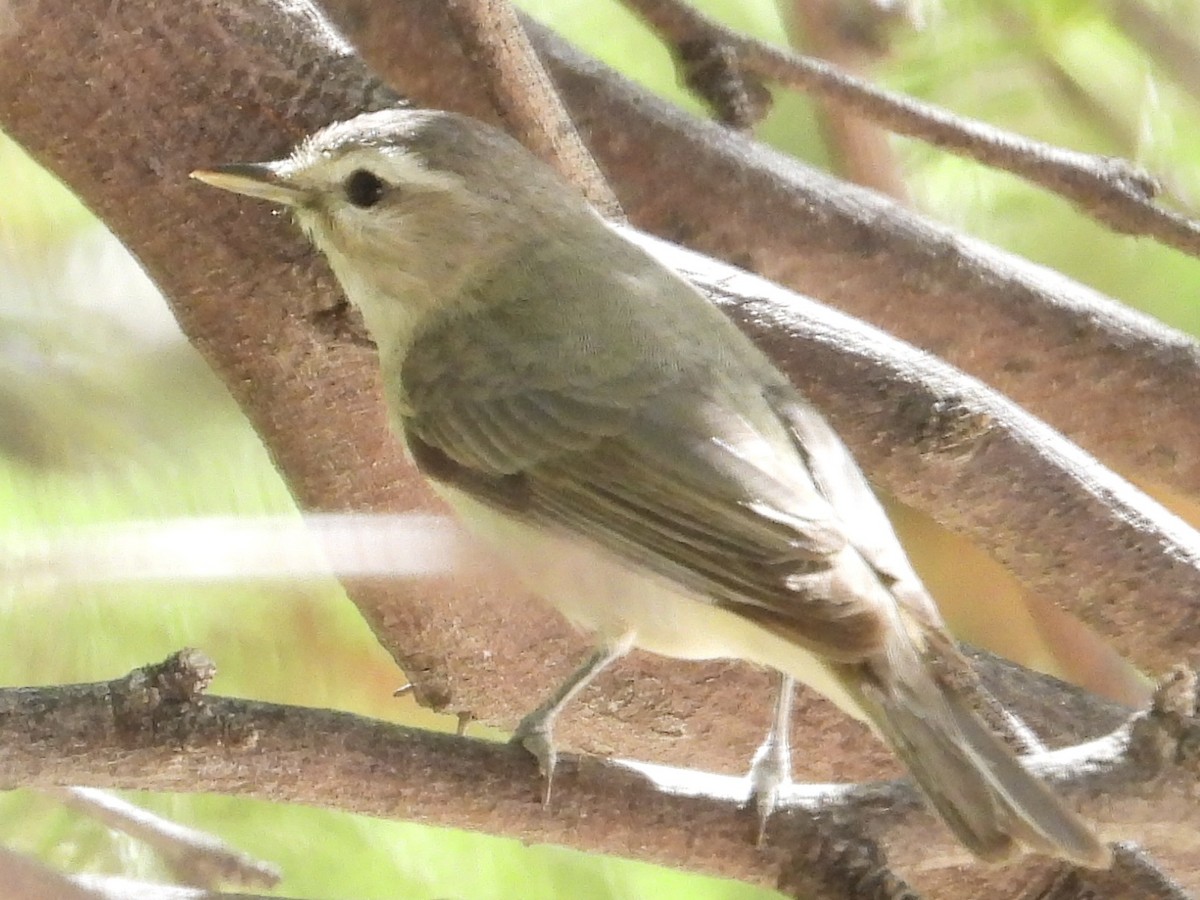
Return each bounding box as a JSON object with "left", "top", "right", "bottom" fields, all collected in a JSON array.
[
  {"left": 747, "top": 673, "right": 795, "bottom": 845},
  {"left": 511, "top": 642, "right": 626, "bottom": 804}
]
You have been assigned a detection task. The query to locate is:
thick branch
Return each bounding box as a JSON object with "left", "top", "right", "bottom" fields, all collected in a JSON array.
[
  {"left": 4, "top": 654, "right": 1199, "bottom": 897},
  {"left": 635, "top": 231, "right": 1200, "bottom": 670},
  {"left": 0, "top": 654, "right": 899, "bottom": 899},
  {"left": 1012, "top": 843, "right": 1196, "bottom": 900}
]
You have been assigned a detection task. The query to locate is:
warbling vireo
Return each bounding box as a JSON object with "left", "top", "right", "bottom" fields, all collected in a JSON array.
[{"left": 193, "top": 108, "right": 1108, "bottom": 867}]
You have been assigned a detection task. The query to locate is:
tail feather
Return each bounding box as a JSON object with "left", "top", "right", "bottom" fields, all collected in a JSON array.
[{"left": 846, "top": 661, "right": 1110, "bottom": 868}]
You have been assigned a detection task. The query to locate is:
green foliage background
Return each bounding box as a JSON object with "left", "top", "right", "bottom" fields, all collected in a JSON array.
[{"left": 2, "top": 1, "right": 1198, "bottom": 897}]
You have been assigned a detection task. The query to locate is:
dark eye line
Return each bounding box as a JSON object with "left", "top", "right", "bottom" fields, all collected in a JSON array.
[{"left": 344, "top": 168, "right": 386, "bottom": 208}]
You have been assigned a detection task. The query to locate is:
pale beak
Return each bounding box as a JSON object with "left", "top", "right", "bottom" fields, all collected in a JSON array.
[{"left": 190, "top": 162, "right": 307, "bottom": 207}]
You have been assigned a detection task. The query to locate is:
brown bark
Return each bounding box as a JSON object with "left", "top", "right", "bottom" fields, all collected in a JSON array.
[{"left": 1, "top": 653, "right": 1194, "bottom": 898}]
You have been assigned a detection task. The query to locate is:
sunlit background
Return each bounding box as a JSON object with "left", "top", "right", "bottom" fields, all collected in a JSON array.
[{"left": 3, "top": 0, "right": 1199, "bottom": 896}]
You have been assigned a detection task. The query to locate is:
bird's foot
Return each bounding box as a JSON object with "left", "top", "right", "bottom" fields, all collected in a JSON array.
[
  {"left": 747, "top": 729, "right": 792, "bottom": 846},
  {"left": 511, "top": 714, "right": 557, "bottom": 805},
  {"left": 507, "top": 642, "right": 630, "bottom": 807}
]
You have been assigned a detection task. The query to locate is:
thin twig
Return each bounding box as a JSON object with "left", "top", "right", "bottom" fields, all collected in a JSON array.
[
  {"left": 783, "top": 0, "right": 909, "bottom": 200},
  {"left": 1107, "top": 0, "right": 1200, "bottom": 108},
  {"left": 0, "top": 848, "right": 293, "bottom": 900},
  {"left": 48, "top": 788, "right": 280, "bottom": 889},
  {"left": 618, "top": 0, "right": 1200, "bottom": 257},
  {"left": 672, "top": 36, "right": 773, "bottom": 129},
  {"left": 442, "top": 0, "right": 622, "bottom": 217}
]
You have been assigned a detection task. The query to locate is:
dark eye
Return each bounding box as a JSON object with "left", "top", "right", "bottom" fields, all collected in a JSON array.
[{"left": 344, "top": 169, "right": 385, "bottom": 208}]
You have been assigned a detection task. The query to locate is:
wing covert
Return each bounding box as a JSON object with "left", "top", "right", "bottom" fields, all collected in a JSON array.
[{"left": 405, "top": 379, "right": 888, "bottom": 660}]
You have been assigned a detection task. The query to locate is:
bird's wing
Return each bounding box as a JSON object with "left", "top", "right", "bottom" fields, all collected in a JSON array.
[
  {"left": 762, "top": 386, "right": 944, "bottom": 630},
  {"left": 404, "top": 367, "right": 891, "bottom": 660},
  {"left": 397, "top": 238, "right": 898, "bottom": 660}
]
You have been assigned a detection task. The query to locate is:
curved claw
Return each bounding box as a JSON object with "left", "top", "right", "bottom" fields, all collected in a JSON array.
[
  {"left": 747, "top": 732, "right": 791, "bottom": 846},
  {"left": 509, "top": 642, "right": 630, "bottom": 806},
  {"left": 747, "top": 673, "right": 795, "bottom": 846},
  {"left": 512, "top": 715, "right": 558, "bottom": 804}
]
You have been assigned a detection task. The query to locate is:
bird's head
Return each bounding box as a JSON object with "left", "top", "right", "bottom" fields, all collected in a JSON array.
[{"left": 192, "top": 108, "right": 585, "bottom": 349}]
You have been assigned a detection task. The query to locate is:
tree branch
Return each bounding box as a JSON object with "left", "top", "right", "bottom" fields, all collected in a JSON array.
[
  {"left": 0, "top": 848, "right": 105, "bottom": 900},
  {"left": 616, "top": 0, "right": 1200, "bottom": 256},
  {"left": 0, "top": 845, "right": 295, "bottom": 900},
  {"left": 46, "top": 788, "right": 280, "bottom": 890},
  {"left": 441, "top": 0, "right": 621, "bottom": 216},
  {"left": 5, "top": 652, "right": 1200, "bottom": 897},
  {"left": 1013, "top": 843, "right": 1195, "bottom": 900},
  {"left": 782, "top": 0, "right": 910, "bottom": 201}
]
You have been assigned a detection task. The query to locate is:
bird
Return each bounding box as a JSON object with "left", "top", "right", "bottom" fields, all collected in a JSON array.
[{"left": 192, "top": 107, "right": 1109, "bottom": 867}]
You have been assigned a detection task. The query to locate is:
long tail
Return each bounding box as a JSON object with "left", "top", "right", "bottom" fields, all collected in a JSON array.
[{"left": 840, "top": 648, "right": 1110, "bottom": 868}]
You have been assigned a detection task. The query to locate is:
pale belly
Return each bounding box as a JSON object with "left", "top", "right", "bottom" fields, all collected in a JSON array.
[{"left": 436, "top": 484, "right": 866, "bottom": 721}]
